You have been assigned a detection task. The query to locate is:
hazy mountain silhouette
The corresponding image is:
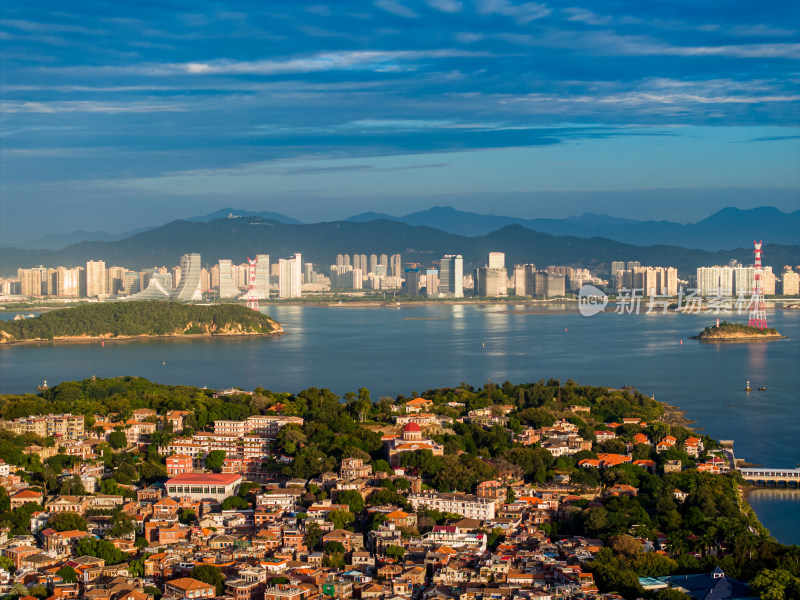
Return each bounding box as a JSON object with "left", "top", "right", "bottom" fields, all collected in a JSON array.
[{"left": 2, "top": 217, "right": 798, "bottom": 277}]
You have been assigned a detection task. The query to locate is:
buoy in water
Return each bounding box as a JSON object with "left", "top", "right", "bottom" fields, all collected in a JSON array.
[
  {"left": 101, "top": 341, "right": 104, "bottom": 347},
  {"left": 565, "top": 328, "right": 568, "bottom": 333},
  {"left": 680, "top": 340, "right": 682, "bottom": 345},
  {"left": 162, "top": 361, "right": 166, "bottom": 365}
]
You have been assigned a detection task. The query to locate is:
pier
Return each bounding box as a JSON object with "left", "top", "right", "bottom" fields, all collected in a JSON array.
[{"left": 739, "top": 467, "right": 800, "bottom": 487}]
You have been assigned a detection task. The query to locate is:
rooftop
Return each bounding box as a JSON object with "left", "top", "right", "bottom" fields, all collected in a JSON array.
[{"left": 166, "top": 473, "right": 243, "bottom": 485}]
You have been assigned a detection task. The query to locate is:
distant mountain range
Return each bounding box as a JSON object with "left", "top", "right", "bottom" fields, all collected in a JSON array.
[
  {"left": 10, "top": 205, "right": 797, "bottom": 252},
  {"left": 3, "top": 217, "right": 798, "bottom": 277},
  {"left": 346, "top": 206, "right": 800, "bottom": 251},
  {"left": 9, "top": 208, "right": 303, "bottom": 251}
]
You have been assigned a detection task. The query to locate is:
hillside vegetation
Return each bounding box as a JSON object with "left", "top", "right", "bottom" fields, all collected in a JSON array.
[
  {"left": 696, "top": 320, "right": 781, "bottom": 339},
  {"left": 0, "top": 301, "right": 280, "bottom": 342}
]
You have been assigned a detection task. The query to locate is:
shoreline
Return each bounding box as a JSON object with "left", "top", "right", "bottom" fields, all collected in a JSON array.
[
  {"left": 0, "top": 329, "right": 284, "bottom": 347},
  {"left": 658, "top": 402, "right": 698, "bottom": 430},
  {"left": 3, "top": 297, "right": 800, "bottom": 313}
]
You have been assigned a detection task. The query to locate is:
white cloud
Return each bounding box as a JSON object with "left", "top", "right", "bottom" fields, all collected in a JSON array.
[
  {"left": 0, "top": 100, "right": 187, "bottom": 114},
  {"left": 374, "top": 0, "right": 420, "bottom": 18},
  {"left": 475, "top": 0, "right": 551, "bottom": 24},
  {"left": 425, "top": 0, "right": 464, "bottom": 12},
  {"left": 563, "top": 8, "right": 611, "bottom": 25}
]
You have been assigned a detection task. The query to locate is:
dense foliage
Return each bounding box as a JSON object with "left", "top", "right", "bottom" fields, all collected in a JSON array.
[
  {"left": 0, "top": 301, "right": 278, "bottom": 341},
  {"left": 699, "top": 320, "right": 780, "bottom": 337}
]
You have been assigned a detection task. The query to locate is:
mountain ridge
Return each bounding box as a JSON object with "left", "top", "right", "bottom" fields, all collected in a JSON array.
[{"left": 2, "top": 217, "right": 798, "bottom": 278}]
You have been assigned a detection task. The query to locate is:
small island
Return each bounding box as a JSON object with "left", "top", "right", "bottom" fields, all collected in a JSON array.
[
  {"left": 0, "top": 300, "right": 282, "bottom": 344},
  {"left": 692, "top": 320, "right": 783, "bottom": 343}
]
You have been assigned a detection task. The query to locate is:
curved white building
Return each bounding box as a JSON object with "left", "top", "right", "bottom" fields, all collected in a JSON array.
[{"left": 174, "top": 253, "right": 204, "bottom": 301}]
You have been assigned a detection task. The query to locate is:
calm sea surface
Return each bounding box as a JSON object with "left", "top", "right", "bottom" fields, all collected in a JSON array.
[{"left": 1, "top": 304, "right": 798, "bottom": 543}]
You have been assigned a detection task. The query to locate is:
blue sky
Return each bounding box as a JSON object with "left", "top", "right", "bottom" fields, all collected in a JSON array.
[{"left": 1, "top": 0, "right": 799, "bottom": 241}]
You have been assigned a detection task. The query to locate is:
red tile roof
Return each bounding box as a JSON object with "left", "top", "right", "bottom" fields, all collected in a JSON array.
[{"left": 166, "top": 473, "right": 242, "bottom": 485}]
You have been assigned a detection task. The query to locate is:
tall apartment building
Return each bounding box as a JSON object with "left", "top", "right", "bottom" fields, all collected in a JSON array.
[
  {"left": 85, "top": 260, "right": 107, "bottom": 297},
  {"left": 782, "top": 268, "right": 799, "bottom": 295},
  {"left": 512, "top": 265, "right": 526, "bottom": 296},
  {"left": 425, "top": 269, "right": 439, "bottom": 297},
  {"left": 390, "top": 254, "right": 402, "bottom": 277},
  {"left": 255, "top": 254, "right": 270, "bottom": 299},
  {"left": 369, "top": 254, "right": 378, "bottom": 275},
  {"left": 18, "top": 267, "right": 49, "bottom": 296},
  {"left": 404, "top": 267, "right": 420, "bottom": 296},
  {"left": 217, "top": 260, "right": 241, "bottom": 298},
  {"left": 487, "top": 252, "right": 505, "bottom": 270},
  {"left": 475, "top": 253, "right": 507, "bottom": 297},
  {"left": 279, "top": 254, "right": 302, "bottom": 298},
  {"left": 174, "top": 253, "right": 204, "bottom": 301},
  {"left": 438, "top": 255, "right": 463, "bottom": 298},
  {"left": 611, "top": 261, "right": 626, "bottom": 278},
  {"left": 533, "top": 272, "right": 565, "bottom": 298},
  {"left": 55, "top": 267, "right": 82, "bottom": 297},
  {"left": 658, "top": 267, "right": 679, "bottom": 296},
  {"left": 107, "top": 266, "right": 126, "bottom": 295},
  {"left": 632, "top": 267, "right": 659, "bottom": 296}
]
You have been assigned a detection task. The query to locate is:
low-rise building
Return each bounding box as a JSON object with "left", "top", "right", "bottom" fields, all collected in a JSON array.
[{"left": 164, "top": 473, "right": 242, "bottom": 501}]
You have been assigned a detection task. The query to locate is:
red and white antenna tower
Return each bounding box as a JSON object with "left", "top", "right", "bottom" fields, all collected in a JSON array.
[
  {"left": 246, "top": 257, "right": 259, "bottom": 311},
  {"left": 748, "top": 241, "right": 767, "bottom": 329}
]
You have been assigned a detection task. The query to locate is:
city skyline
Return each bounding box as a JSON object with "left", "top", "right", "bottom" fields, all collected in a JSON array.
[{"left": 1, "top": 1, "right": 799, "bottom": 242}]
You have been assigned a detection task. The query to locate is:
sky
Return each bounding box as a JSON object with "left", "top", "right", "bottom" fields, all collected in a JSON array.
[{"left": 1, "top": 0, "right": 799, "bottom": 242}]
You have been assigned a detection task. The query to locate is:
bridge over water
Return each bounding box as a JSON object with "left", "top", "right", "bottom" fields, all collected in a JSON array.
[{"left": 739, "top": 467, "right": 800, "bottom": 487}]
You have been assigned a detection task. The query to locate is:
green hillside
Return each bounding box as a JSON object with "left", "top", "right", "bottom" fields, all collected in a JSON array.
[{"left": 0, "top": 301, "right": 280, "bottom": 342}]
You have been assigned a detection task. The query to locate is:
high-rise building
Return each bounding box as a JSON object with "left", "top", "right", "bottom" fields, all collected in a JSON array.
[
  {"left": 380, "top": 254, "right": 388, "bottom": 270},
  {"left": 85, "top": 260, "right": 107, "bottom": 297},
  {"left": 390, "top": 254, "right": 402, "bottom": 278},
  {"left": 122, "top": 271, "right": 140, "bottom": 295},
  {"left": 278, "top": 253, "right": 302, "bottom": 298},
  {"left": 336, "top": 254, "right": 351, "bottom": 267},
  {"left": 438, "top": 255, "right": 463, "bottom": 298},
  {"left": 303, "top": 262, "right": 314, "bottom": 284},
  {"left": 632, "top": 267, "right": 659, "bottom": 296},
  {"left": 475, "top": 267, "right": 507, "bottom": 296},
  {"left": 487, "top": 252, "right": 505, "bottom": 269},
  {"left": 369, "top": 254, "right": 378, "bottom": 275},
  {"left": 107, "top": 266, "right": 126, "bottom": 295},
  {"left": 513, "top": 265, "right": 526, "bottom": 296},
  {"left": 626, "top": 261, "right": 641, "bottom": 270},
  {"left": 174, "top": 253, "right": 204, "bottom": 301},
  {"left": 171, "top": 266, "right": 181, "bottom": 289},
  {"left": 696, "top": 266, "right": 721, "bottom": 296},
  {"left": 17, "top": 266, "right": 51, "bottom": 296},
  {"left": 782, "top": 268, "right": 799, "bottom": 296},
  {"left": 217, "top": 260, "right": 240, "bottom": 298},
  {"left": 404, "top": 267, "right": 420, "bottom": 296},
  {"left": 255, "top": 254, "right": 270, "bottom": 299},
  {"left": 524, "top": 264, "right": 538, "bottom": 296},
  {"left": 425, "top": 269, "right": 439, "bottom": 297},
  {"left": 55, "top": 267, "right": 81, "bottom": 297},
  {"left": 611, "top": 261, "right": 626, "bottom": 278},
  {"left": 658, "top": 267, "right": 679, "bottom": 296}
]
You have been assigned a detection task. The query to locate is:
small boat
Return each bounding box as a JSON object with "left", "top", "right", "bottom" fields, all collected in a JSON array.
[
  {"left": 745, "top": 381, "right": 752, "bottom": 392},
  {"left": 758, "top": 386, "right": 766, "bottom": 391}
]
